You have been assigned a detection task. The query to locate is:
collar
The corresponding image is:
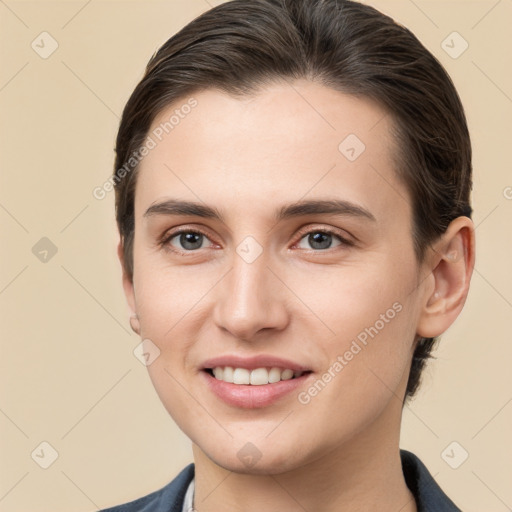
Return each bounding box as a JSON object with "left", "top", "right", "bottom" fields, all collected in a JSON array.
[{"left": 180, "top": 450, "right": 460, "bottom": 512}]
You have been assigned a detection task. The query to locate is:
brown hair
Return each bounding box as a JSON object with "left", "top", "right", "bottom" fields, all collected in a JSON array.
[{"left": 113, "top": 0, "right": 472, "bottom": 400}]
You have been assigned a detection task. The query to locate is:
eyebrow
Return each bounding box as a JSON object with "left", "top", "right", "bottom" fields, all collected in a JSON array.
[{"left": 143, "top": 198, "right": 376, "bottom": 223}]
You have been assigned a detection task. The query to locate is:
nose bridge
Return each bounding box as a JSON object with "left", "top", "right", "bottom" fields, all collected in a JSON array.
[
  {"left": 231, "top": 248, "right": 269, "bottom": 306},
  {"left": 214, "top": 240, "right": 287, "bottom": 340}
]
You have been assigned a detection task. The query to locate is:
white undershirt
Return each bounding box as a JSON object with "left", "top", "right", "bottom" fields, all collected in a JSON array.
[{"left": 181, "top": 477, "right": 195, "bottom": 512}]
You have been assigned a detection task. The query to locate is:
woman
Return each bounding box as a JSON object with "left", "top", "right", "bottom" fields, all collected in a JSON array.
[{"left": 102, "top": 0, "right": 474, "bottom": 510}]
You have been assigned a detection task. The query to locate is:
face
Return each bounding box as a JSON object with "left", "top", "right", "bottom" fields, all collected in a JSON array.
[{"left": 123, "top": 80, "right": 431, "bottom": 474}]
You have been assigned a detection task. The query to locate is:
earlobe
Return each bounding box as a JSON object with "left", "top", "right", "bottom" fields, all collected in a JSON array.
[
  {"left": 417, "top": 216, "right": 475, "bottom": 338},
  {"left": 129, "top": 314, "right": 141, "bottom": 335}
]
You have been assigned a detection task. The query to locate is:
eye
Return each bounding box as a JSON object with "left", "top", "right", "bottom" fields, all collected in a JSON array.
[
  {"left": 295, "top": 228, "right": 353, "bottom": 251},
  {"left": 159, "top": 226, "right": 354, "bottom": 255},
  {"left": 160, "top": 229, "right": 215, "bottom": 254}
]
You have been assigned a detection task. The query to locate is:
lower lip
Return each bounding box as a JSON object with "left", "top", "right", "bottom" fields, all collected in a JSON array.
[{"left": 201, "top": 370, "right": 312, "bottom": 409}]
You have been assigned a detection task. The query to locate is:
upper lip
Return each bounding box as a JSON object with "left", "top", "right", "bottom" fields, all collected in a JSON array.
[{"left": 202, "top": 354, "right": 311, "bottom": 372}]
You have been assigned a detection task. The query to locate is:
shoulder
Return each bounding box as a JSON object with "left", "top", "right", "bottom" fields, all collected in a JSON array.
[
  {"left": 400, "top": 449, "right": 461, "bottom": 512},
  {"left": 99, "top": 463, "right": 195, "bottom": 512}
]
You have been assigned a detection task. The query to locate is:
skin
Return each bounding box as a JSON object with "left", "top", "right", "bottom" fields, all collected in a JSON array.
[{"left": 119, "top": 79, "right": 475, "bottom": 512}]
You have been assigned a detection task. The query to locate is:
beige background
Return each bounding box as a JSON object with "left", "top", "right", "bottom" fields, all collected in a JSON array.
[{"left": 1, "top": 0, "right": 511, "bottom": 510}]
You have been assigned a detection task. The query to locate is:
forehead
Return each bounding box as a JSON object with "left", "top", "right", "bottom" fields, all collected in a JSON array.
[{"left": 135, "top": 80, "right": 410, "bottom": 225}]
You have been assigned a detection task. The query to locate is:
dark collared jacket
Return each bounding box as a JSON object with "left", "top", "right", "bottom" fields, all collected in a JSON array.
[{"left": 100, "top": 449, "right": 461, "bottom": 511}]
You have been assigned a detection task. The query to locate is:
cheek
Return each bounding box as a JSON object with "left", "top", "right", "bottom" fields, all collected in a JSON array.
[
  {"left": 133, "top": 254, "right": 214, "bottom": 337},
  {"left": 292, "top": 297, "right": 415, "bottom": 450},
  {"left": 292, "top": 253, "right": 418, "bottom": 401},
  {"left": 134, "top": 266, "right": 200, "bottom": 426},
  {"left": 290, "top": 249, "right": 416, "bottom": 343},
  {"left": 131, "top": 261, "right": 217, "bottom": 418}
]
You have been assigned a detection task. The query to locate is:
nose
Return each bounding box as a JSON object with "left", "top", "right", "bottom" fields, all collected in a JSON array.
[{"left": 213, "top": 248, "right": 289, "bottom": 342}]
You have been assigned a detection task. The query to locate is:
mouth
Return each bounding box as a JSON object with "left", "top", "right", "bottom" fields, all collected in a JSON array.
[{"left": 203, "top": 366, "right": 313, "bottom": 385}]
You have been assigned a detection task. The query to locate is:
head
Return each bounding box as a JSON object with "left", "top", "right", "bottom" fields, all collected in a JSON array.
[{"left": 113, "top": 0, "right": 474, "bottom": 473}]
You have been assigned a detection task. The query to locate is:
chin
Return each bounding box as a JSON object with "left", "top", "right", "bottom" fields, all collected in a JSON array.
[
  {"left": 210, "top": 450, "right": 304, "bottom": 476},
  {"left": 194, "top": 434, "right": 319, "bottom": 476}
]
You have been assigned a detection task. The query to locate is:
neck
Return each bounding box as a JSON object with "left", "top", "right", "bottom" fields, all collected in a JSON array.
[{"left": 191, "top": 402, "right": 417, "bottom": 512}]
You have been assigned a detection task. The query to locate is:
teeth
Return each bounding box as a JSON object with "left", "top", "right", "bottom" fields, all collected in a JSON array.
[
  {"left": 250, "top": 368, "right": 268, "bottom": 385},
  {"left": 233, "top": 368, "right": 250, "bottom": 385},
  {"left": 281, "top": 369, "right": 294, "bottom": 380},
  {"left": 268, "top": 367, "right": 281, "bottom": 383},
  {"left": 223, "top": 366, "right": 234, "bottom": 383},
  {"left": 210, "top": 366, "right": 304, "bottom": 385}
]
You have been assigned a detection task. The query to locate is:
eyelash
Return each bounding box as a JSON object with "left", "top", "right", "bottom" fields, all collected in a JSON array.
[{"left": 158, "top": 226, "right": 354, "bottom": 256}]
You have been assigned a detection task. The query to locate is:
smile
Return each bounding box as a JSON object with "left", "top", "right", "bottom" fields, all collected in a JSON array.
[{"left": 201, "top": 368, "right": 313, "bottom": 409}]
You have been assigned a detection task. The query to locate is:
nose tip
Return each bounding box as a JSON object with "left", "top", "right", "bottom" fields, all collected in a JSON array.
[{"left": 213, "top": 256, "right": 288, "bottom": 341}]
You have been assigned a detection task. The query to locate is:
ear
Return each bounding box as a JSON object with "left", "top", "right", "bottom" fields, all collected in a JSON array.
[
  {"left": 416, "top": 216, "right": 475, "bottom": 338},
  {"left": 117, "top": 239, "right": 139, "bottom": 333}
]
